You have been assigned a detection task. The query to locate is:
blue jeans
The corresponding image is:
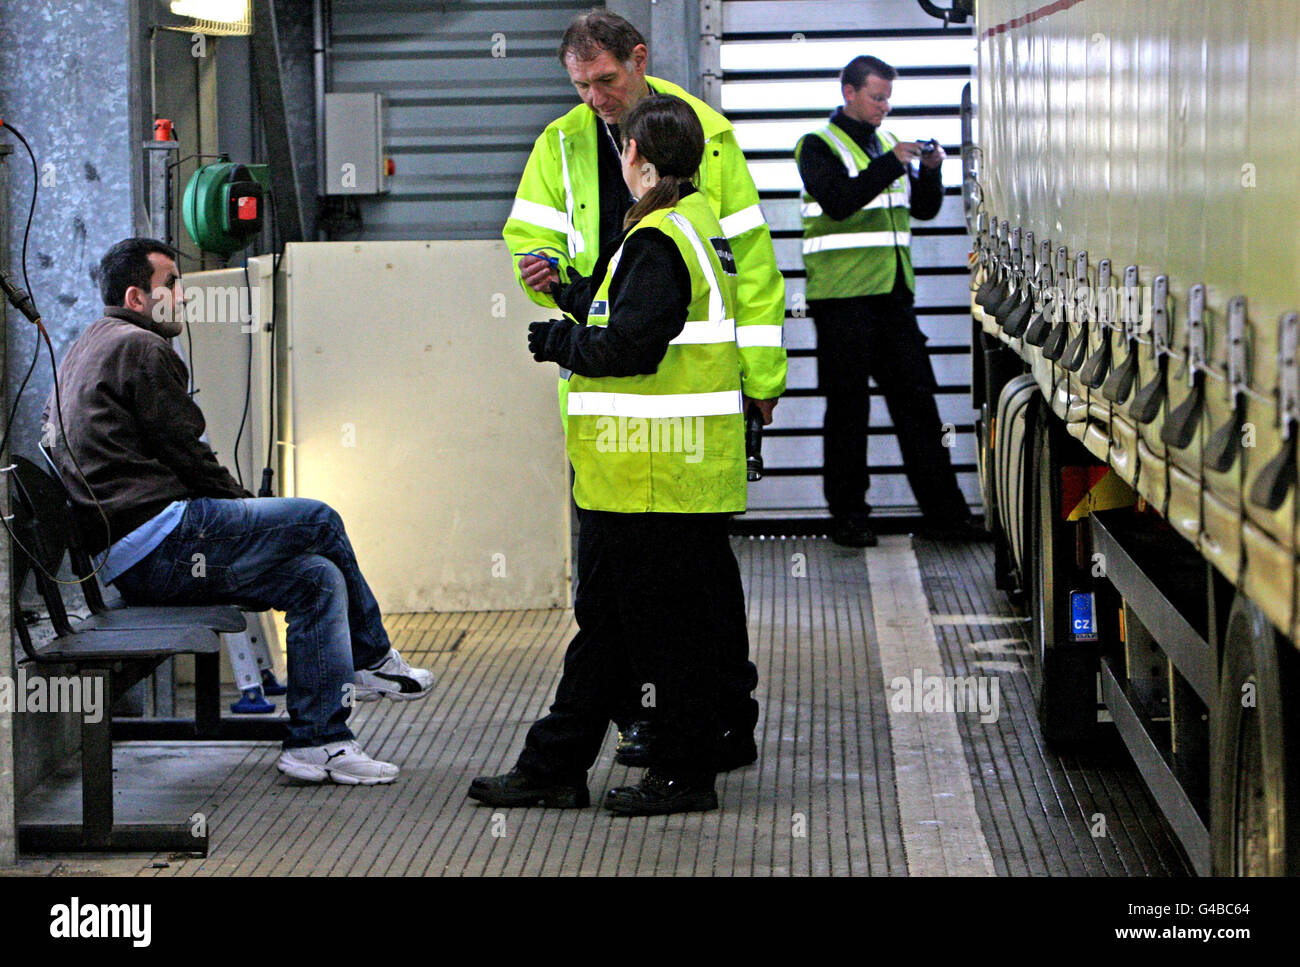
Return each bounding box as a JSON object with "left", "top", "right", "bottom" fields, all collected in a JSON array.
[{"left": 114, "top": 497, "right": 392, "bottom": 749}]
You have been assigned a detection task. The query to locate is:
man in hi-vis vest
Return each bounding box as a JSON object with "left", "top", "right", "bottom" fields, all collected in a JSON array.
[
  {"left": 796, "top": 55, "right": 980, "bottom": 548},
  {"left": 504, "top": 11, "right": 785, "bottom": 770}
]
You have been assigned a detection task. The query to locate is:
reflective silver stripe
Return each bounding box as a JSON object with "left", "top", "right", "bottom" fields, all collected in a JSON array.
[
  {"left": 509, "top": 198, "right": 571, "bottom": 235},
  {"left": 802, "top": 231, "right": 909, "bottom": 254},
  {"left": 735, "top": 324, "right": 784, "bottom": 349},
  {"left": 822, "top": 128, "right": 860, "bottom": 176},
  {"left": 557, "top": 130, "right": 585, "bottom": 258},
  {"left": 801, "top": 189, "right": 906, "bottom": 220},
  {"left": 670, "top": 318, "right": 737, "bottom": 345},
  {"left": 590, "top": 229, "right": 731, "bottom": 347},
  {"left": 718, "top": 203, "right": 765, "bottom": 238},
  {"left": 568, "top": 390, "right": 743, "bottom": 418},
  {"left": 666, "top": 212, "right": 727, "bottom": 330}
]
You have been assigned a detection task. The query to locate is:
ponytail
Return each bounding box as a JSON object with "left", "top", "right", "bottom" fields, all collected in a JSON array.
[
  {"left": 623, "top": 174, "right": 690, "bottom": 229},
  {"left": 619, "top": 95, "right": 705, "bottom": 230}
]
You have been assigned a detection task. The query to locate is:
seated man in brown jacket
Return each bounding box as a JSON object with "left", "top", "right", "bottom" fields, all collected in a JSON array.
[{"left": 42, "top": 237, "right": 432, "bottom": 785}]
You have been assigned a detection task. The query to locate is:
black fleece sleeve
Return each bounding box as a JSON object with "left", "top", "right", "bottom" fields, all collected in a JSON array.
[
  {"left": 798, "top": 135, "right": 908, "bottom": 221},
  {"left": 536, "top": 228, "right": 693, "bottom": 378},
  {"left": 552, "top": 267, "right": 599, "bottom": 323},
  {"left": 909, "top": 162, "right": 944, "bottom": 221},
  {"left": 133, "top": 341, "right": 252, "bottom": 498},
  {"left": 550, "top": 230, "right": 626, "bottom": 323}
]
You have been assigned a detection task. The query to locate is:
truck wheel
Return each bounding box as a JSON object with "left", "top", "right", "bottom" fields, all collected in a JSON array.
[
  {"left": 1028, "top": 411, "right": 1098, "bottom": 747},
  {"left": 981, "top": 337, "right": 1022, "bottom": 593},
  {"left": 1210, "top": 596, "right": 1300, "bottom": 875}
]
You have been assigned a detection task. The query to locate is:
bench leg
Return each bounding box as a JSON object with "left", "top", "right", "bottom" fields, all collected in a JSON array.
[
  {"left": 19, "top": 823, "right": 208, "bottom": 854},
  {"left": 153, "top": 657, "right": 176, "bottom": 716},
  {"left": 82, "top": 667, "right": 114, "bottom": 848},
  {"left": 18, "top": 665, "right": 209, "bottom": 856},
  {"left": 195, "top": 652, "right": 221, "bottom": 736}
]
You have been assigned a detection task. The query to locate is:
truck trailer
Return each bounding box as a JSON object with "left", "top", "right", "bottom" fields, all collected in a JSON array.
[{"left": 965, "top": 0, "right": 1300, "bottom": 875}]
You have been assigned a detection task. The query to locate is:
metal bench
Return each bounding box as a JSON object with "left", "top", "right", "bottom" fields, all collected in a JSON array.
[
  {"left": 8, "top": 456, "right": 276, "bottom": 853},
  {"left": 8, "top": 456, "right": 226, "bottom": 853},
  {"left": 31, "top": 451, "right": 286, "bottom": 740}
]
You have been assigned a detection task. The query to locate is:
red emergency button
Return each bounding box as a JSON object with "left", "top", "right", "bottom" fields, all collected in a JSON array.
[
  {"left": 236, "top": 196, "right": 258, "bottom": 220},
  {"left": 385, "top": 158, "right": 396, "bottom": 177}
]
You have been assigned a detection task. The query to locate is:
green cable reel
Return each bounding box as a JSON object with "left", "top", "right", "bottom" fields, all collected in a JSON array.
[{"left": 182, "top": 160, "right": 271, "bottom": 256}]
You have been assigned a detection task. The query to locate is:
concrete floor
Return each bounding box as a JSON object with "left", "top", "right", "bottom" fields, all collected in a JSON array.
[{"left": 7, "top": 536, "right": 1192, "bottom": 876}]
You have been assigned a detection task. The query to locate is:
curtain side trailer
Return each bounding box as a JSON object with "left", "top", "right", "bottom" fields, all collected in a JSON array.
[{"left": 966, "top": 0, "right": 1300, "bottom": 876}]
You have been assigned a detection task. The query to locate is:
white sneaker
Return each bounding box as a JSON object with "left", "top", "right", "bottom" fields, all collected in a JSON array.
[
  {"left": 277, "top": 740, "right": 399, "bottom": 785},
  {"left": 354, "top": 648, "right": 434, "bottom": 702}
]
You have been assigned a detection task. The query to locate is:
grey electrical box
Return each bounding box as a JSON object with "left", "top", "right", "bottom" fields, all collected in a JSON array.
[{"left": 324, "top": 92, "right": 389, "bottom": 195}]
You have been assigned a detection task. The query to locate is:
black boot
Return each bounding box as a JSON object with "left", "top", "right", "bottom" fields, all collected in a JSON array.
[
  {"left": 831, "top": 513, "right": 878, "bottom": 548},
  {"left": 604, "top": 769, "right": 718, "bottom": 816},
  {"left": 918, "top": 517, "right": 992, "bottom": 542},
  {"left": 614, "top": 720, "right": 656, "bottom": 767},
  {"left": 467, "top": 768, "right": 590, "bottom": 808},
  {"left": 716, "top": 728, "right": 758, "bottom": 771}
]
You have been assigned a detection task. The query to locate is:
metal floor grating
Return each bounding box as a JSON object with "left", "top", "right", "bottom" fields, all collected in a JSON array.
[
  {"left": 915, "top": 539, "right": 1193, "bottom": 876},
  {"left": 11, "top": 538, "right": 1190, "bottom": 876}
]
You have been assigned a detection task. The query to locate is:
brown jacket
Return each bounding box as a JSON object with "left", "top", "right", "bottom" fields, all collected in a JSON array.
[{"left": 42, "top": 306, "right": 251, "bottom": 555}]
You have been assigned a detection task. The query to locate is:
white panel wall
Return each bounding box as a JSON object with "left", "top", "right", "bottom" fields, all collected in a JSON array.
[{"left": 280, "top": 241, "right": 570, "bottom": 612}]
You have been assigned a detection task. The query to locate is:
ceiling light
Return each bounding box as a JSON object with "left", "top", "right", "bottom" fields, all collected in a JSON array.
[{"left": 167, "top": 0, "right": 252, "bottom": 34}]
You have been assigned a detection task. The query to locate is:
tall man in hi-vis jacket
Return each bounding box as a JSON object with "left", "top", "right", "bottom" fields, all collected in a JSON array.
[{"left": 503, "top": 10, "right": 787, "bottom": 770}]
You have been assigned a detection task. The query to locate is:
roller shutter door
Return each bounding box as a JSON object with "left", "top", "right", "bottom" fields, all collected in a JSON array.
[{"left": 710, "top": 0, "right": 977, "bottom": 517}]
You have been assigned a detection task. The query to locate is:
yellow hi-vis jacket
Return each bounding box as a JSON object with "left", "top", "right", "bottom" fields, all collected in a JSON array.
[
  {"left": 503, "top": 76, "right": 787, "bottom": 415},
  {"left": 795, "top": 124, "right": 914, "bottom": 300},
  {"left": 567, "top": 189, "right": 746, "bottom": 514}
]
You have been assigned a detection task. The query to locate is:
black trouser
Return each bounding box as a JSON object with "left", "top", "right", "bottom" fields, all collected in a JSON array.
[
  {"left": 573, "top": 506, "right": 758, "bottom": 738},
  {"left": 707, "top": 529, "right": 760, "bottom": 735},
  {"left": 516, "top": 510, "right": 731, "bottom": 782},
  {"left": 812, "top": 283, "right": 969, "bottom": 523}
]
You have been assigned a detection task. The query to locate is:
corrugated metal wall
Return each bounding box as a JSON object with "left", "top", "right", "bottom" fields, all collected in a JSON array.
[
  {"left": 715, "top": 0, "right": 978, "bottom": 516},
  {"left": 328, "top": 0, "right": 595, "bottom": 239}
]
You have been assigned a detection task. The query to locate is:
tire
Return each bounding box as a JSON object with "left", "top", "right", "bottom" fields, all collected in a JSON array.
[
  {"left": 981, "top": 338, "right": 1023, "bottom": 593},
  {"left": 1027, "top": 409, "right": 1099, "bottom": 747},
  {"left": 1210, "top": 595, "right": 1300, "bottom": 875}
]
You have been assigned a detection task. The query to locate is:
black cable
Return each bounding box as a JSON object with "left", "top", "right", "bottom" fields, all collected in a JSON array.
[
  {"left": 0, "top": 331, "right": 41, "bottom": 465},
  {"left": 28, "top": 264, "right": 113, "bottom": 587},
  {"left": 0, "top": 119, "right": 111, "bottom": 584},
  {"left": 0, "top": 119, "right": 42, "bottom": 461},
  {"left": 4, "top": 122, "right": 38, "bottom": 300},
  {"left": 233, "top": 257, "right": 255, "bottom": 489},
  {"left": 259, "top": 191, "right": 283, "bottom": 497},
  {"left": 1, "top": 321, "right": 114, "bottom": 589},
  {"left": 184, "top": 304, "right": 197, "bottom": 397}
]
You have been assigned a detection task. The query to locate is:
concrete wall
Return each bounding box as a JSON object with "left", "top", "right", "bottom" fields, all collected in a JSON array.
[
  {"left": 0, "top": 0, "right": 137, "bottom": 459},
  {"left": 0, "top": 0, "right": 297, "bottom": 852},
  {"left": 0, "top": 144, "right": 13, "bottom": 865},
  {"left": 0, "top": 0, "right": 138, "bottom": 859}
]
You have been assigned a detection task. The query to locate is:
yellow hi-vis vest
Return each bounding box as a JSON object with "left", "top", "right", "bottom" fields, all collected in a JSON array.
[
  {"left": 795, "top": 124, "right": 913, "bottom": 300},
  {"left": 567, "top": 190, "right": 746, "bottom": 514},
  {"left": 503, "top": 77, "right": 787, "bottom": 421}
]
